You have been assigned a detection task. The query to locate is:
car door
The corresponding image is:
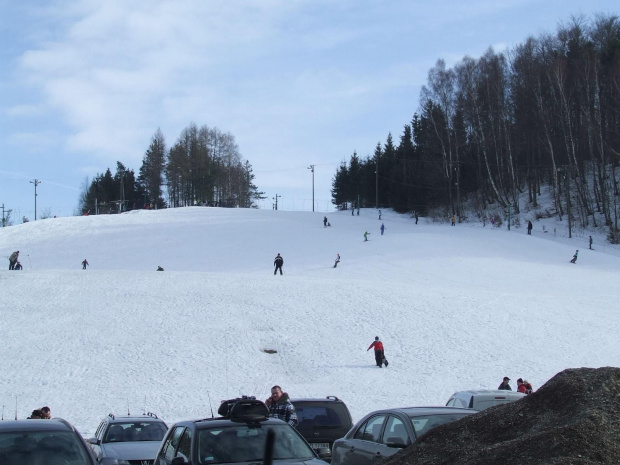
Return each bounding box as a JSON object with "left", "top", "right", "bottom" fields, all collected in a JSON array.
[
  {"left": 90, "top": 420, "right": 106, "bottom": 461},
  {"left": 376, "top": 414, "right": 411, "bottom": 461},
  {"left": 337, "top": 414, "right": 387, "bottom": 465},
  {"left": 155, "top": 426, "right": 186, "bottom": 465}
]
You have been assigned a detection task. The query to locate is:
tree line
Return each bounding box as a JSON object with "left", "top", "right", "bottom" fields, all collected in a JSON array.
[
  {"left": 332, "top": 14, "right": 620, "bottom": 239},
  {"left": 79, "top": 124, "right": 265, "bottom": 214}
]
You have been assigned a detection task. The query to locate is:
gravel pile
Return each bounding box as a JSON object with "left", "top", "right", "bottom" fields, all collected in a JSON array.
[{"left": 383, "top": 367, "right": 620, "bottom": 465}]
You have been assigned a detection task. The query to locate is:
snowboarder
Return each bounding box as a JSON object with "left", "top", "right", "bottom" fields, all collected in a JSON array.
[
  {"left": 14, "top": 261, "right": 22, "bottom": 270},
  {"left": 274, "top": 253, "right": 284, "bottom": 275},
  {"left": 8, "top": 250, "right": 19, "bottom": 270},
  {"left": 323, "top": 216, "right": 328, "bottom": 227},
  {"left": 333, "top": 253, "right": 340, "bottom": 268},
  {"left": 380, "top": 223, "right": 385, "bottom": 235},
  {"left": 527, "top": 220, "right": 533, "bottom": 235},
  {"left": 363, "top": 231, "right": 370, "bottom": 242},
  {"left": 367, "top": 336, "right": 388, "bottom": 367},
  {"left": 570, "top": 250, "right": 579, "bottom": 264},
  {"left": 81, "top": 259, "right": 89, "bottom": 270}
]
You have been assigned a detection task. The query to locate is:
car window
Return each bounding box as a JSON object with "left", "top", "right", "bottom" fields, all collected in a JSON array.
[
  {"left": 104, "top": 421, "right": 167, "bottom": 443},
  {"left": 162, "top": 426, "right": 186, "bottom": 462},
  {"left": 410, "top": 413, "right": 472, "bottom": 438},
  {"left": 382, "top": 415, "right": 410, "bottom": 446},
  {"left": 176, "top": 428, "right": 193, "bottom": 461},
  {"left": 197, "top": 424, "right": 314, "bottom": 464},
  {"left": 353, "top": 415, "right": 386, "bottom": 443},
  {"left": 295, "top": 403, "right": 351, "bottom": 428},
  {"left": 0, "top": 431, "right": 92, "bottom": 464}
]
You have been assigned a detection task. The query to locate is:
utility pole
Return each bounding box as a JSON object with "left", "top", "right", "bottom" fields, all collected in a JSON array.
[
  {"left": 1, "top": 204, "right": 12, "bottom": 227},
  {"left": 307, "top": 165, "right": 315, "bottom": 212},
  {"left": 30, "top": 179, "right": 41, "bottom": 220},
  {"left": 375, "top": 154, "right": 379, "bottom": 209},
  {"left": 273, "top": 194, "right": 281, "bottom": 211}
]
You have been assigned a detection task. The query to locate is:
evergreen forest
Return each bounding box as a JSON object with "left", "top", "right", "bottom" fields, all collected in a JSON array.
[
  {"left": 331, "top": 14, "right": 620, "bottom": 239},
  {"left": 79, "top": 124, "right": 264, "bottom": 214}
]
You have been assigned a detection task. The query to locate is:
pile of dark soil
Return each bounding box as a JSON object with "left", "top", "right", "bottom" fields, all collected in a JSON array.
[{"left": 383, "top": 367, "right": 620, "bottom": 465}]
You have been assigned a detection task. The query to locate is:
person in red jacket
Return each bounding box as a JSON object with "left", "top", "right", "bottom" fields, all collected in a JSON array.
[{"left": 367, "top": 336, "right": 387, "bottom": 368}]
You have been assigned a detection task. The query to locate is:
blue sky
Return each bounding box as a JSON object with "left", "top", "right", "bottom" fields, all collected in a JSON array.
[{"left": 1, "top": 0, "right": 617, "bottom": 218}]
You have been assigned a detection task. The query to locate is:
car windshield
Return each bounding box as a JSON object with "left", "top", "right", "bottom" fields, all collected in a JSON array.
[
  {"left": 0, "top": 431, "right": 92, "bottom": 464},
  {"left": 410, "top": 413, "right": 472, "bottom": 437},
  {"left": 104, "top": 421, "right": 168, "bottom": 443},
  {"left": 198, "top": 424, "right": 315, "bottom": 464},
  {"left": 296, "top": 403, "right": 350, "bottom": 429}
]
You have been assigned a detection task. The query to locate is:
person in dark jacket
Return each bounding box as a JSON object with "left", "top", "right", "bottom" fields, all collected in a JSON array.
[
  {"left": 81, "top": 259, "right": 89, "bottom": 270},
  {"left": 265, "top": 385, "right": 298, "bottom": 427},
  {"left": 367, "top": 336, "right": 386, "bottom": 367},
  {"left": 570, "top": 250, "right": 579, "bottom": 263},
  {"left": 274, "top": 253, "right": 284, "bottom": 275},
  {"left": 14, "top": 261, "right": 22, "bottom": 270},
  {"left": 498, "top": 376, "right": 512, "bottom": 390},
  {"left": 323, "top": 216, "right": 328, "bottom": 227},
  {"left": 527, "top": 220, "right": 533, "bottom": 235},
  {"left": 333, "top": 253, "right": 340, "bottom": 268},
  {"left": 8, "top": 250, "right": 19, "bottom": 270}
]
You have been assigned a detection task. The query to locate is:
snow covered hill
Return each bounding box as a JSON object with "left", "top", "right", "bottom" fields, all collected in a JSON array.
[{"left": 1, "top": 207, "right": 618, "bottom": 436}]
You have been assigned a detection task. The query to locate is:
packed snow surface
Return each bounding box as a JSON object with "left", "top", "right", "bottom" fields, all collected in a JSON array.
[{"left": 1, "top": 207, "right": 618, "bottom": 436}]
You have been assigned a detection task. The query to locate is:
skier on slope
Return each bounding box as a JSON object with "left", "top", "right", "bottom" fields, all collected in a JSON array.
[
  {"left": 333, "top": 253, "right": 340, "bottom": 268},
  {"left": 274, "top": 253, "right": 284, "bottom": 275},
  {"left": 570, "top": 250, "right": 579, "bottom": 264}
]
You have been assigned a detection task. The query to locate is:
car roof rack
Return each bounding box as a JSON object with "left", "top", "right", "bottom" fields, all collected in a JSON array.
[
  {"left": 218, "top": 396, "right": 269, "bottom": 423},
  {"left": 145, "top": 412, "right": 158, "bottom": 419},
  {"left": 108, "top": 413, "right": 115, "bottom": 420},
  {"left": 326, "top": 396, "right": 340, "bottom": 401}
]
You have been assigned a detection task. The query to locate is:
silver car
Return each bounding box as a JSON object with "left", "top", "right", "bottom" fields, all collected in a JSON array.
[
  {"left": 88, "top": 413, "right": 168, "bottom": 464},
  {"left": 330, "top": 406, "right": 475, "bottom": 465}
]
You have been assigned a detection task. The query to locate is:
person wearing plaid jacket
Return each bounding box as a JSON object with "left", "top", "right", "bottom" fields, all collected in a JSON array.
[{"left": 265, "top": 385, "right": 298, "bottom": 427}]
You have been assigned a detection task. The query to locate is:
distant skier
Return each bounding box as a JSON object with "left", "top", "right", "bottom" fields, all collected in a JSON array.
[
  {"left": 451, "top": 215, "right": 456, "bottom": 226},
  {"left": 333, "top": 253, "right": 340, "bottom": 268},
  {"left": 380, "top": 223, "right": 385, "bottom": 235},
  {"left": 8, "top": 250, "right": 19, "bottom": 270},
  {"left": 367, "top": 336, "right": 388, "bottom": 368},
  {"left": 589, "top": 236, "right": 593, "bottom": 250},
  {"left": 323, "top": 216, "right": 328, "bottom": 227},
  {"left": 570, "top": 250, "right": 579, "bottom": 264},
  {"left": 527, "top": 220, "right": 533, "bottom": 235},
  {"left": 81, "top": 259, "right": 89, "bottom": 270},
  {"left": 14, "top": 261, "right": 22, "bottom": 270},
  {"left": 378, "top": 210, "right": 382, "bottom": 220},
  {"left": 274, "top": 253, "right": 284, "bottom": 275},
  {"left": 363, "top": 231, "right": 370, "bottom": 241}
]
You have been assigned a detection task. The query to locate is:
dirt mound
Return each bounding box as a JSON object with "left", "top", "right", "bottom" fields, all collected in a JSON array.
[{"left": 383, "top": 367, "right": 620, "bottom": 465}]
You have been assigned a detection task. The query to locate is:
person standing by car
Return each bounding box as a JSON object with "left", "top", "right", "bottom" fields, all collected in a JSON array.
[
  {"left": 367, "top": 336, "right": 386, "bottom": 368},
  {"left": 265, "top": 385, "right": 298, "bottom": 427},
  {"left": 273, "top": 253, "right": 284, "bottom": 275},
  {"left": 498, "top": 377, "right": 512, "bottom": 390},
  {"left": 40, "top": 406, "right": 51, "bottom": 419}
]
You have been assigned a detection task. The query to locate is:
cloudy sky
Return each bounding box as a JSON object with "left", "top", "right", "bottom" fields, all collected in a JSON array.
[{"left": 0, "top": 0, "right": 616, "bottom": 218}]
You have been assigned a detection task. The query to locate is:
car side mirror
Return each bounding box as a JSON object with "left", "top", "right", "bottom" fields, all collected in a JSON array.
[
  {"left": 171, "top": 457, "right": 189, "bottom": 465},
  {"left": 87, "top": 437, "right": 100, "bottom": 445},
  {"left": 315, "top": 447, "right": 331, "bottom": 459}
]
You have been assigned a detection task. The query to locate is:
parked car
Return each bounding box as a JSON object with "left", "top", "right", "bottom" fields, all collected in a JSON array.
[
  {"left": 445, "top": 389, "right": 525, "bottom": 411},
  {"left": 331, "top": 406, "right": 476, "bottom": 465},
  {"left": 0, "top": 418, "right": 97, "bottom": 464},
  {"left": 88, "top": 412, "right": 168, "bottom": 464},
  {"left": 154, "top": 396, "right": 329, "bottom": 465},
  {"left": 292, "top": 396, "right": 353, "bottom": 461}
]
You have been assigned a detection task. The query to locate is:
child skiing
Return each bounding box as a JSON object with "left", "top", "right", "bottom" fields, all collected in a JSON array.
[{"left": 570, "top": 250, "right": 579, "bottom": 263}]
